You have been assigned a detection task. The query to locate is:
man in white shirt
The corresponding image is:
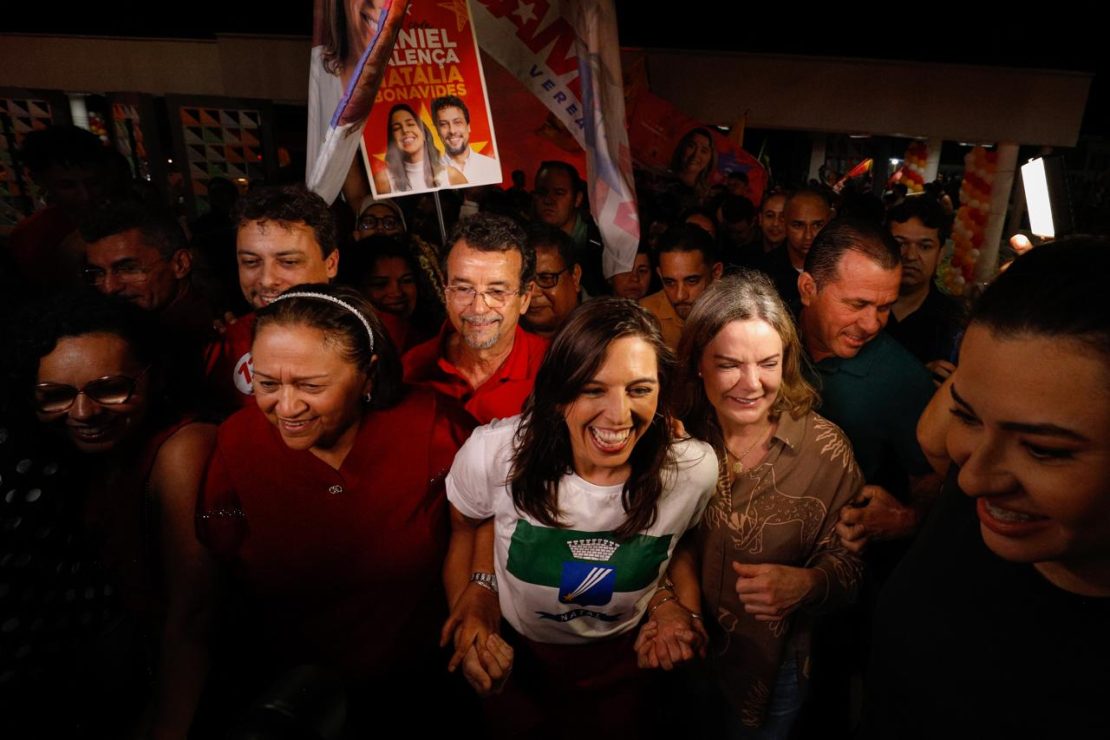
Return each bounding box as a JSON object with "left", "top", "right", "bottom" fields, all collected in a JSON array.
[{"left": 432, "top": 95, "right": 501, "bottom": 186}]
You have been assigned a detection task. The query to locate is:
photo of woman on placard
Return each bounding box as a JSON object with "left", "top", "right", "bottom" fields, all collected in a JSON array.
[{"left": 373, "top": 103, "right": 466, "bottom": 195}]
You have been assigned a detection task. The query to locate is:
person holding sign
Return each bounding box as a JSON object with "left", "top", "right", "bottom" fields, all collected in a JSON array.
[{"left": 373, "top": 103, "right": 466, "bottom": 194}]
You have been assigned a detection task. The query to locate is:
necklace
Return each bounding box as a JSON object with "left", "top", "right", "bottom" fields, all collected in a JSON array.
[{"left": 725, "top": 423, "right": 775, "bottom": 475}]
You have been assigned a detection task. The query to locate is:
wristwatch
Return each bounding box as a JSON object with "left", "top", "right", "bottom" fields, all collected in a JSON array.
[{"left": 470, "top": 571, "right": 498, "bottom": 594}]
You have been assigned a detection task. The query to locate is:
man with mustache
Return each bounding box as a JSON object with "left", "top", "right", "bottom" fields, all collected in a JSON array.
[
  {"left": 639, "top": 224, "right": 722, "bottom": 351},
  {"left": 403, "top": 213, "right": 547, "bottom": 424},
  {"left": 431, "top": 95, "right": 501, "bottom": 186}
]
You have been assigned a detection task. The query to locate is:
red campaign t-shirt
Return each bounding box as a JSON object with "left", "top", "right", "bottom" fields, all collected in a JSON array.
[
  {"left": 198, "top": 387, "right": 474, "bottom": 677},
  {"left": 202, "top": 312, "right": 256, "bottom": 413},
  {"left": 401, "top": 323, "right": 549, "bottom": 425}
]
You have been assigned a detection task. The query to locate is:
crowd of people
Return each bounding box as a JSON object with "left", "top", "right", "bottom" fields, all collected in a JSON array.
[{"left": 1, "top": 123, "right": 1107, "bottom": 740}]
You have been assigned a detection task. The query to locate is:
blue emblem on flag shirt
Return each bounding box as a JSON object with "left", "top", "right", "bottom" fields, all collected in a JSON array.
[{"left": 559, "top": 561, "right": 616, "bottom": 606}]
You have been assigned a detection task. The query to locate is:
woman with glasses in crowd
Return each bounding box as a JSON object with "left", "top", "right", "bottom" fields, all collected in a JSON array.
[
  {"left": 442, "top": 298, "right": 718, "bottom": 737},
  {"left": 673, "top": 272, "right": 864, "bottom": 738},
  {"left": 199, "top": 284, "right": 473, "bottom": 733},
  {"left": 352, "top": 196, "right": 406, "bottom": 241},
  {"left": 14, "top": 292, "right": 216, "bottom": 738}
]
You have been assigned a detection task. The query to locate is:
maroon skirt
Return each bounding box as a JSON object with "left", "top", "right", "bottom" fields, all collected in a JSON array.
[{"left": 482, "top": 625, "right": 663, "bottom": 739}]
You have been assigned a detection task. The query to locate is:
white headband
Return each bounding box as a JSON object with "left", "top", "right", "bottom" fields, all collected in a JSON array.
[{"left": 270, "top": 291, "right": 375, "bottom": 354}]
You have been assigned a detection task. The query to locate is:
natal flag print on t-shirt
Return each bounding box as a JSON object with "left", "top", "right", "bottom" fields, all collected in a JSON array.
[{"left": 506, "top": 520, "right": 671, "bottom": 624}]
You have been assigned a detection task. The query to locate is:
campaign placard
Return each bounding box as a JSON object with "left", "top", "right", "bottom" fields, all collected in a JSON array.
[{"left": 361, "top": 0, "right": 501, "bottom": 198}]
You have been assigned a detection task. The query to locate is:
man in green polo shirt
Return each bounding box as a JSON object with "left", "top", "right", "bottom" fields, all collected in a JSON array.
[{"left": 796, "top": 218, "right": 939, "bottom": 556}]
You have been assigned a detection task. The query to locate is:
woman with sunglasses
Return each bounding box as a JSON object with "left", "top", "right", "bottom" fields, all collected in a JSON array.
[{"left": 16, "top": 292, "right": 216, "bottom": 738}]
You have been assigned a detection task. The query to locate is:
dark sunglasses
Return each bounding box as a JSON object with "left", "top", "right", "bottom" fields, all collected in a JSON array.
[{"left": 34, "top": 368, "right": 150, "bottom": 414}]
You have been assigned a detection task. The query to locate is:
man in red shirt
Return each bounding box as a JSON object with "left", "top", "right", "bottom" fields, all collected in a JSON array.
[
  {"left": 204, "top": 185, "right": 339, "bottom": 411},
  {"left": 403, "top": 213, "right": 548, "bottom": 424}
]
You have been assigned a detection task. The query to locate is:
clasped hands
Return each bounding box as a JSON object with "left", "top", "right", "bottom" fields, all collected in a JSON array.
[
  {"left": 635, "top": 562, "right": 819, "bottom": 669},
  {"left": 440, "top": 583, "right": 513, "bottom": 696},
  {"left": 836, "top": 485, "right": 919, "bottom": 554},
  {"left": 634, "top": 594, "right": 707, "bottom": 671}
]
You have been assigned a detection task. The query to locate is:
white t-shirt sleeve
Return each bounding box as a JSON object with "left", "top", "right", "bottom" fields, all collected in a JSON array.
[
  {"left": 446, "top": 418, "right": 515, "bottom": 520},
  {"left": 672, "top": 438, "right": 719, "bottom": 531}
]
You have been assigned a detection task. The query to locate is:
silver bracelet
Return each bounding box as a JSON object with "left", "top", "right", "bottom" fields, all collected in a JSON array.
[{"left": 469, "top": 571, "right": 498, "bottom": 594}]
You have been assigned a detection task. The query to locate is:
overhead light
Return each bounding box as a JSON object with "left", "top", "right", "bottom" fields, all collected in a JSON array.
[{"left": 1021, "top": 156, "right": 1072, "bottom": 238}]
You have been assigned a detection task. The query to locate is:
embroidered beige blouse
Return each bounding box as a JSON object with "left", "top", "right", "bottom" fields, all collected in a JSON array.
[{"left": 699, "top": 410, "right": 864, "bottom": 727}]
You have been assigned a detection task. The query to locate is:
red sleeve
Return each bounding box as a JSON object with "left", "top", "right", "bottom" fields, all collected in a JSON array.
[{"left": 428, "top": 393, "right": 477, "bottom": 485}]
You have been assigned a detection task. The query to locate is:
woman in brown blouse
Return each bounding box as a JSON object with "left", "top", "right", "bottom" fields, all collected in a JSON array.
[{"left": 672, "top": 271, "right": 864, "bottom": 737}]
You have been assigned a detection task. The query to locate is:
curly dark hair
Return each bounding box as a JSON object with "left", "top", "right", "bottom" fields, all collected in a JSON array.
[
  {"left": 338, "top": 234, "right": 445, "bottom": 336},
  {"left": 445, "top": 213, "right": 535, "bottom": 289},
  {"left": 232, "top": 184, "right": 338, "bottom": 258},
  {"left": 431, "top": 95, "right": 470, "bottom": 123},
  {"left": 509, "top": 297, "right": 675, "bottom": 540}
]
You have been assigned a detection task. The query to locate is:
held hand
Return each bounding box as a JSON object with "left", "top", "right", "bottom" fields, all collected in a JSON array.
[
  {"left": 732, "top": 562, "right": 820, "bottom": 621},
  {"left": 440, "top": 583, "right": 501, "bottom": 674},
  {"left": 634, "top": 600, "right": 706, "bottom": 671},
  {"left": 836, "top": 485, "right": 918, "bottom": 553},
  {"left": 459, "top": 633, "right": 514, "bottom": 697}
]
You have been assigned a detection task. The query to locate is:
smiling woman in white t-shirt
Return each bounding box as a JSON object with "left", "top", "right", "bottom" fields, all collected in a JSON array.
[{"left": 443, "top": 297, "right": 717, "bottom": 737}]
